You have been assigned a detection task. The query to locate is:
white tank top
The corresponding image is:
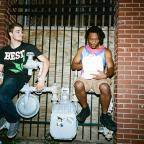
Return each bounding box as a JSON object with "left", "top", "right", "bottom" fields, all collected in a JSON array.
[{"left": 81, "top": 45, "right": 106, "bottom": 79}]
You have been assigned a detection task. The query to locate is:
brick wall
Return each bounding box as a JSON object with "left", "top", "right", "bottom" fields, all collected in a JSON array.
[
  {"left": 1, "top": 0, "right": 144, "bottom": 142},
  {"left": 115, "top": 0, "right": 144, "bottom": 143},
  {"left": 0, "top": 0, "right": 15, "bottom": 48}
]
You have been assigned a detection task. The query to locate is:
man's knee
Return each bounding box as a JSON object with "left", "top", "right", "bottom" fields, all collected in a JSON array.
[
  {"left": 74, "top": 81, "right": 85, "bottom": 90},
  {"left": 99, "top": 83, "right": 110, "bottom": 93}
]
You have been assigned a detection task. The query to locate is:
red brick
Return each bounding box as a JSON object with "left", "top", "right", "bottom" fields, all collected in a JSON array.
[
  {"left": 124, "top": 123, "right": 139, "bottom": 129},
  {"left": 132, "top": 140, "right": 144, "bottom": 144},
  {"left": 119, "top": 7, "right": 133, "bottom": 11},
  {"left": 132, "top": 109, "right": 144, "bottom": 115},
  {"left": 117, "top": 139, "right": 131, "bottom": 143},
  {"left": 133, "top": 7, "right": 144, "bottom": 11},
  {"left": 116, "top": 104, "right": 124, "bottom": 108},
  {"left": 117, "top": 128, "right": 132, "bottom": 134},
  {"left": 126, "top": 48, "right": 139, "bottom": 52},
  {"left": 139, "top": 124, "right": 144, "bottom": 129},
  {"left": 139, "top": 95, "right": 144, "bottom": 99},
  {"left": 124, "top": 134, "right": 138, "bottom": 139},
  {"left": 124, "top": 114, "right": 138, "bottom": 119},
  {"left": 133, "top": 0, "right": 144, "bottom": 3},
  {"left": 139, "top": 39, "right": 144, "bottom": 43},
  {"left": 126, "top": 12, "right": 140, "bottom": 16},
  {"left": 117, "top": 119, "right": 132, "bottom": 125},
  {"left": 125, "top": 38, "right": 138, "bottom": 43},
  {"left": 134, "top": 17, "right": 144, "bottom": 20},
  {"left": 116, "top": 123, "right": 124, "bottom": 129},
  {"left": 140, "top": 21, "right": 144, "bottom": 25},
  {"left": 117, "top": 98, "right": 131, "bottom": 104},
  {"left": 117, "top": 109, "right": 131, "bottom": 114},
  {"left": 124, "top": 104, "right": 138, "bottom": 109},
  {"left": 115, "top": 0, "right": 144, "bottom": 142},
  {"left": 132, "top": 62, "right": 144, "bottom": 65},
  {"left": 116, "top": 133, "right": 124, "bottom": 138},
  {"left": 126, "top": 21, "right": 140, "bottom": 25},
  {"left": 132, "top": 52, "right": 144, "bottom": 57},
  {"left": 126, "top": 3, "right": 140, "bottom": 7},
  {"left": 132, "top": 99, "right": 144, "bottom": 104}
]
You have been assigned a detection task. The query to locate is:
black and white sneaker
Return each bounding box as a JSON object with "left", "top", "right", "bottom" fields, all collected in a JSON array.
[
  {"left": 100, "top": 113, "right": 116, "bottom": 132},
  {"left": 77, "top": 105, "right": 90, "bottom": 123}
]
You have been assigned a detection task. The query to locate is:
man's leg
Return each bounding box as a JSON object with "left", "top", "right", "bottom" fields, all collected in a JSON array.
[
  {"left": 0, "top": 77, "right": 22, "bottom": 123},
  {"left": 74, "top": 80, "right": 90, "bottom": 123},
  {"left": 99, "top": 83, "right": 116, "bottom": 131},
  {"left": 74, "top": 80, "right": 87, "bottom": 108},
  {"left": 0, "top": 76, "right": 25, "bottom": 138},
  {"left": 99, "top": 83, "right": 111, "bottom": 114}
]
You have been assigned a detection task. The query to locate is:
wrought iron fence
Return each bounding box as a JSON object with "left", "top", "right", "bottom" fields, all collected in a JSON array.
[{"left": 10, "top": 0, "right": 115, "bottom": 143}]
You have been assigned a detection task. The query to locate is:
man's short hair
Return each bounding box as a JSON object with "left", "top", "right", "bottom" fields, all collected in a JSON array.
[{"left": 7, "top": 23, "right": 23, "bottom": 39}]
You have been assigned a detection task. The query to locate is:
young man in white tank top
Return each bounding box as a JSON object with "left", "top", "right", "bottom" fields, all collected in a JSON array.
[{"left": 71, "top": 26, "right": 116, "bottom": 132}]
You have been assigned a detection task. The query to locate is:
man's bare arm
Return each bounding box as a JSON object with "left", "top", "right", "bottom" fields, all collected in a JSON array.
[
  {"left": 105, "top": 48, "right": 114, "bottom": 78},
  {"left": 71, "top": 46, "right": 84, "bottom": 71}
]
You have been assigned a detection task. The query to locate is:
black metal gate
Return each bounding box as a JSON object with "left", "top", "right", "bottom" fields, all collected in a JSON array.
[{"left": 11, "top": 0, "right": 115, "bottom": 143}]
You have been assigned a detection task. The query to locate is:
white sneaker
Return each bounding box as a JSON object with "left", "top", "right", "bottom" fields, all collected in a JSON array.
[{"left": 7, "top": 121, "right": 19, "bottom": 138}]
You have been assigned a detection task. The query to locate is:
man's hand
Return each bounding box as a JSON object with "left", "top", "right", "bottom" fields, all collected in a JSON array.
[
  {"left": 91, "top": 70, "right": 107, "bottom": 80},
  {"left": 35, "top": 81, "right": 45, "bottom": 92}
]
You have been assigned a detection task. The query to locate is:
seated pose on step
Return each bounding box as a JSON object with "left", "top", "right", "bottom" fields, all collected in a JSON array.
[
  {"left": 71, "top": 26, "right": 116, "bottom": 132},
  {"left": 0, "top": 23, "right": 49, "bottom": 138}
]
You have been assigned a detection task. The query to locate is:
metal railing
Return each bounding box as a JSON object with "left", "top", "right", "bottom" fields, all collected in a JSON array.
[{"left": 10, "top": 0, "right": 115, "bottom": 143}]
